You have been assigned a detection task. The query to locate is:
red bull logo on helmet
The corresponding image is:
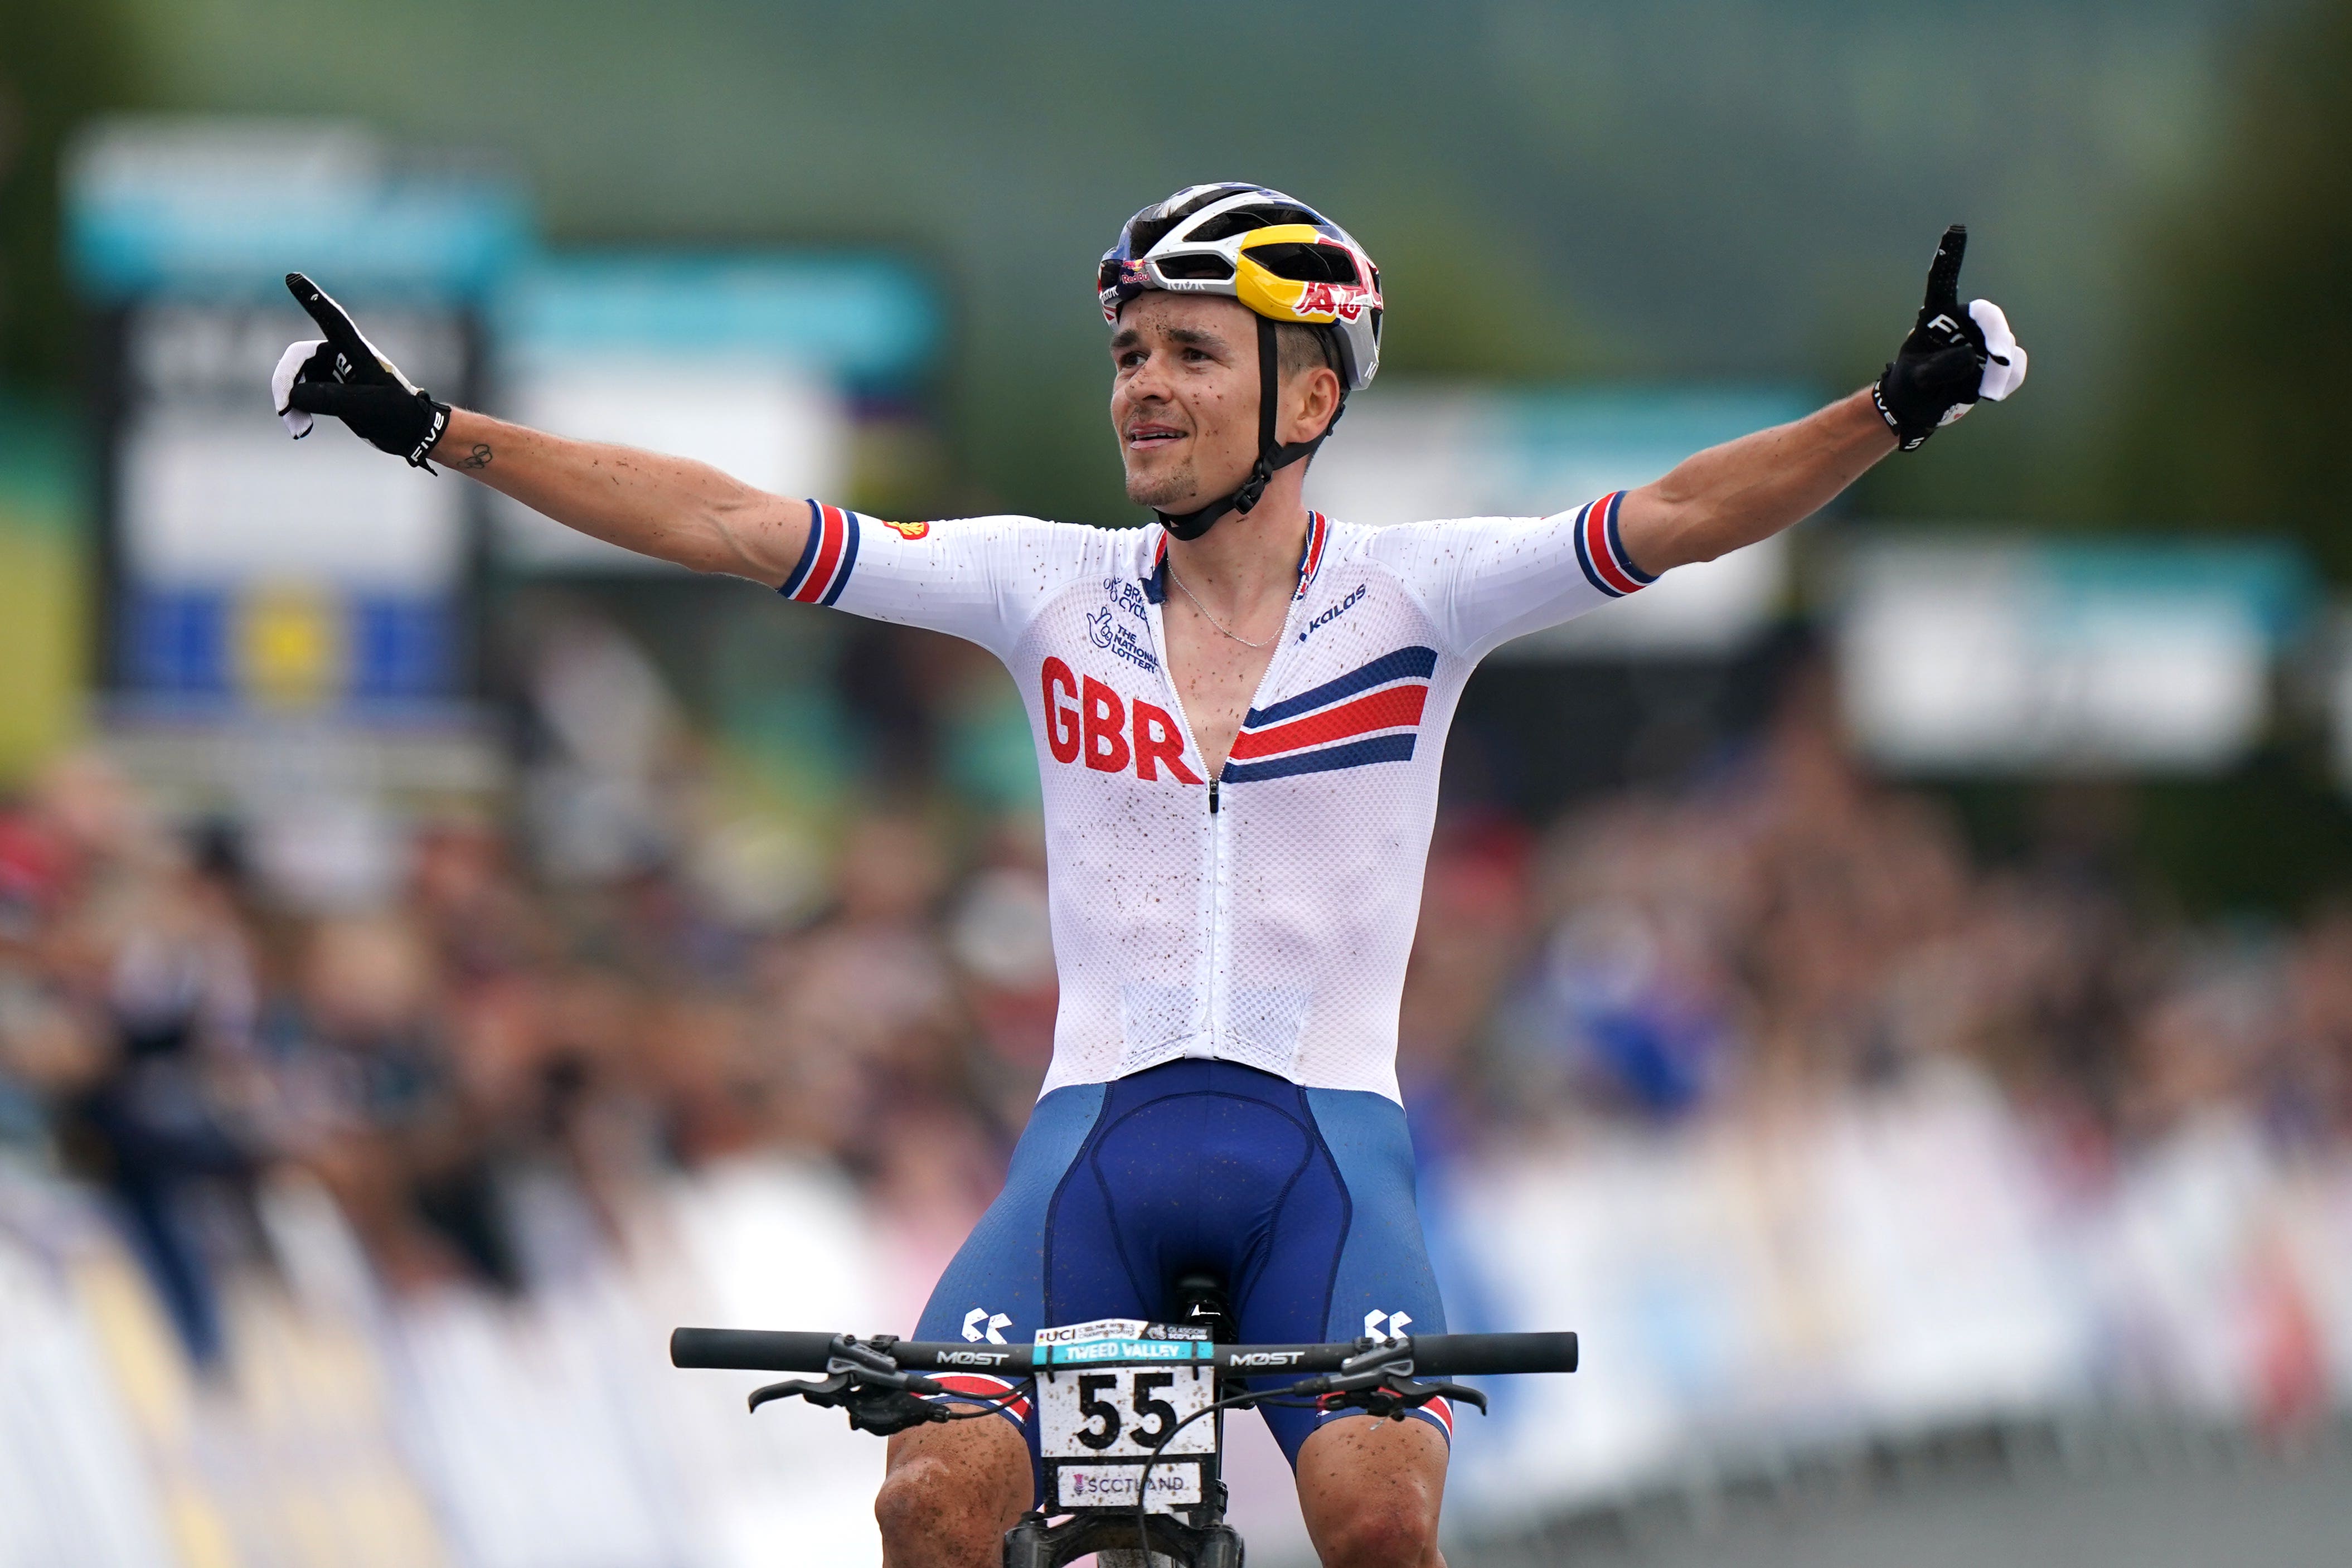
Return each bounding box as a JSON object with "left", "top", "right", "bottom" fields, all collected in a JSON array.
[{"left": 1297, "top": 281, "right": 1375, "bottom": 323}]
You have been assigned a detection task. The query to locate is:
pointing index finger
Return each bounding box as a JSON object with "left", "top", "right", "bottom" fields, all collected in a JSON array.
[
  {"left": 284, "top": 271, "right": 381, "bottom": 377},
  {"left": 1922, "top": 225, "right": 1967, "bottom": 317}
]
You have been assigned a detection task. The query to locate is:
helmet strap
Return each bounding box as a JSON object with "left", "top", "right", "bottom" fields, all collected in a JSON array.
[{"left": 1154, "top": 316, "right": 1346, "bottom": 542}]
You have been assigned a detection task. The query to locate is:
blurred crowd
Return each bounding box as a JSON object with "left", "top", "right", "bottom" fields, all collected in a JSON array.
[
  {"left": 1421, "top": 666, "right": 2352, "bottom": 1169},
  {"left": 0, "top": 767, "right": 1052, "bottom": 1377},
  {"left": 3, "top": 635, "right": 2350, "bottom": 1385}
]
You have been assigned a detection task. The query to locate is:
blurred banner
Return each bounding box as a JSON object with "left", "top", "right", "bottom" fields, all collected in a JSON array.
[
  {"left": 488, "top": 254, "right": 939, "bottom": 572},
  {"left": 1306, "top": 387, "right": 1815, "bottom": 659},
  {"left": 67, "top": 120, "right": 523, "bottom": 721},
  {"left": 1836, "top": 538, "right": 2315, "bottom": 774},
  {"left": 0, "top": 399, "right": 86, "bottom": 784}
]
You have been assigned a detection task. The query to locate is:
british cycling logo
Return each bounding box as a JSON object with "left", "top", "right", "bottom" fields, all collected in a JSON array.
[
  {"left": 1102, "top": 577, "right": 1150, "bottom": 623},
  {"left": 882, "top": 518, "right": 931, "bottom": 541},
  {"left": 1085, "top": 605, "right": 1158, "bottom": 675},
  {"left": 1297, "top": 583, "right": 1366, "bottom": 643},
  {"left": 963, "top": 1307, "right": 1012, "bottom": 1344}
]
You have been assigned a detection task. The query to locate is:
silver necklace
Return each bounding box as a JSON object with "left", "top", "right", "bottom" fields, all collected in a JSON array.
[{"left": 1165, "top": 562, "right": 1280, "bottom": 649}]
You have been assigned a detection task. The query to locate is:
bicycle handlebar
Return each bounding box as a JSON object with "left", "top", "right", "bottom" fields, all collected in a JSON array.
[{"left": 669, "top": 1327, "right": 1576, "bottom": 1377}]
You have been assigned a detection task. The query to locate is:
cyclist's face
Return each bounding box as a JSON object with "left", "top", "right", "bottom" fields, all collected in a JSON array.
[{"left": 1108, "top": 294, "right": 1262, "bottom": 513}]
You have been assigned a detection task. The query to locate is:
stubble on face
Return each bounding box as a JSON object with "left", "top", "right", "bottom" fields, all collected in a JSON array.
[
  {"left": 1111, "top": 297, "right": 1257, "bottom": 514},
  {"left": 1124, "top": 448, "right": 1199, "bottom": 510}
]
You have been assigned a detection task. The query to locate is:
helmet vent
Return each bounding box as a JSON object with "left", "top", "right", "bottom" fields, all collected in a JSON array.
[
  {"left": 1190, "top": 204, "right": 1320, "bottom": 242},
  {"left": 1157, "top": 254, "right": 1236, "bottom": 281},
  {"left": 1243, "top": 241, "right": 1361, "bottom": 286}
]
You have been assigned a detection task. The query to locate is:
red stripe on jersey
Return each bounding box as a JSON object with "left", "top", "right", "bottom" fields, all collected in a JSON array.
[
  {"left": 1296, "top": 512, "right": 1328, "bottom": 597},
  {"left": 1583, "top": 492, "right": 1645, "bottom": 597},
  {"left": 793, "top": 505, "right": 847, "bottom": 603},
  {"left": 1228, "top": 682, "right": 1428, "bottom": 760},
  {"left": 929, "top": 1372, "right": 1030, "bottom": 1422}
]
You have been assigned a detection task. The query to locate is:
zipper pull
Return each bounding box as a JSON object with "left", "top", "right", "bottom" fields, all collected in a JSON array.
[{"left": 1208, "top": 776, "right": 1220, "bottom": 815}]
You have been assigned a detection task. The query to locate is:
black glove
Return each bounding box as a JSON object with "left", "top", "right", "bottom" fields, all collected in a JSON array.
[
  {"left": 271, "top": 273, "right": 452, "bottom": 469},
  {"left": 1872, "top": 226, "right": 2027, "bottom": 451}
]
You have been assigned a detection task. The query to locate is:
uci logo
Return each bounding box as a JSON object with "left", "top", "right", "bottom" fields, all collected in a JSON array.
[{"left": 1041, "top": 658, "right": 1201, "bottom": 785}]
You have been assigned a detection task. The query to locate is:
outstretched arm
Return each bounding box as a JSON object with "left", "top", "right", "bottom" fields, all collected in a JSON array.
[
  {"left": 1616, "top": 390, "right": 1893, "bottom": 576},
  {"left": 1614, "top": 226, "right": 2026, "bottom": 578},
  {"left": 423, "top": 409, "right": 812, "bottom": 584},
  {"left": 271, "top": 273, "right": 811, "bottom": 585}
]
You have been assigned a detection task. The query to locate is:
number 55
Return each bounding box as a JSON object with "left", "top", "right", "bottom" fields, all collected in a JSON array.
[
  {"left": 1075, "top": 1374, "right": 1123, "bottom": 1450},
  {"left": 1130, "top": 1371, "right": 1179, "bottom": 1448}
]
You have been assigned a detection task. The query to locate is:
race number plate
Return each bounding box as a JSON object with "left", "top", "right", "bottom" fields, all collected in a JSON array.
[{"left": 1034, "top": 1320, "right": 1216, "bottom": 1463}]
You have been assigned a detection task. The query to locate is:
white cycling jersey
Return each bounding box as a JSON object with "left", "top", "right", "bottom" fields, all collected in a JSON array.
[{"left": 784, "top": 493, "right": 1658, "bottom": 1102}]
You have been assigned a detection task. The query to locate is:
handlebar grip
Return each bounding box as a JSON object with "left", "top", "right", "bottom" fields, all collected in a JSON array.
[
  {"left": 1408, "top": 1332, "right": 1578, "bottom": 1376},
  {"left": 670, "top": 1328, "right": 840, "bottom": 1372}
]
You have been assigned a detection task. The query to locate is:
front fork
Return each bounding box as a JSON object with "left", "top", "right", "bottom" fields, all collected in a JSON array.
[{"left": 1001, "top": 1508, "right": 1242, "bottom": 1568}]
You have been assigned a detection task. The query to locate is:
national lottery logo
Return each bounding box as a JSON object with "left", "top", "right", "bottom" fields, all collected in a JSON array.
[
  {"left": 1082, "top": 608, "right": 1158, "bottom": 675},
  {"left": 882, "top": 518, "right": 932, "bottom": 541}
]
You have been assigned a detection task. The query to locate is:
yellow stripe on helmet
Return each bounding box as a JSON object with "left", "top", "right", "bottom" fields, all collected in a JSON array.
[{"left": 1233, "top": 225, "right": 1380, "bottom": 328}]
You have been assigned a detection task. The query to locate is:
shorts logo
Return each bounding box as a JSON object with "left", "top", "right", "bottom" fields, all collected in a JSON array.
[
  {"left": 882, "top": 518, "right": 932, "bottom": 541},
  {"left": 963, "top": 1307, "right": 1012, "bottom": 1345},
  {"left": 1364, "top": 1309, "right": 1413, "bottom": 1342}
]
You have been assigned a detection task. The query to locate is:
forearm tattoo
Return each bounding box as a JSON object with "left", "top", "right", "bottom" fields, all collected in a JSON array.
[{"left": 455, "top": 443, "right": 493, "bottom": 470}]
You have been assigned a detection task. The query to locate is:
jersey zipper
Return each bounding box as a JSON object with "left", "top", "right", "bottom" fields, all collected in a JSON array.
[
  {"left": 1145, "top": 559, "right": 1306, "bottom": 1062},
  {"left": 1202, "top": 598, "right": 1304, "bottom": 1056}
]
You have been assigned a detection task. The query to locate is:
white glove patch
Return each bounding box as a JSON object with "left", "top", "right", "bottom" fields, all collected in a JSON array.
[
  {"left": 1969, "top": 299, "right": 2027, "bottom": 402},
  {"left": 272, "top": 339, "right": 325, "bottom": 438}
]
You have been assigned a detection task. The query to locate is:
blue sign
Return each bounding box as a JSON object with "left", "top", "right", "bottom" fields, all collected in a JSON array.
[{"left": 498, "top": 254, "right": 943, "bottom": 395}]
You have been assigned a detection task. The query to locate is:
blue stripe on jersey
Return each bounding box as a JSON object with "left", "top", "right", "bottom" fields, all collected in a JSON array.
[
  {"left": 778, "top": 499, "right": 825, "bottom": 598},
  {"left": 1570, "top": 499, "right": 1615, "bottom": 598},
  {"left": 1604, "top": 493, "right": 1657, "bottom": 585},
  {"left": 822, "top": 509, "right": 860, "bottom": 605},
  {"left": 1220, "top": 732, "right": 1417, "bottom": 783},
  {"left": 1245, "top": 645, "right": 1438, "bottom": 729}
]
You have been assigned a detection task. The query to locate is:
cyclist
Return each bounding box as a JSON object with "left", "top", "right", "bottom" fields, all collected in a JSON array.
[{"left": 276, "top": 185, "right": 2024, "bottom": 1567}]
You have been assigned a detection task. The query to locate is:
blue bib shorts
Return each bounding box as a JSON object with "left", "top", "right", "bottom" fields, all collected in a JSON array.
[{"left": 912, "top": 1059, "right": 1451, "bottom": 1496}]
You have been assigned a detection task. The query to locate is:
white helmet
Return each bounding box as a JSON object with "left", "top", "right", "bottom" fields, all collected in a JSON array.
[
  {"left": 1098, "top": 183, "right": 1383, "bottom": 390},
  {"left": 1098, "top": 185, "right": 1383, "bottom": 536}
]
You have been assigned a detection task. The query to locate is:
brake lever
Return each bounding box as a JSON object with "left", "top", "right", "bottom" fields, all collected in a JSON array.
[
  {"left": 1291, "top": 1337, "right": 1488, "bottom": 1422},
  {"left": 743, "top": 1334, "right": 952, "bottom": 1436},
  {"left": 1317, "top": 1374, "right": 1487, "bottom": 1421}
]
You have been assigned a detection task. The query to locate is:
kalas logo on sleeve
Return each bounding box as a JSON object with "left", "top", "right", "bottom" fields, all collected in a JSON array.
[{"left": 882, "top": 518, "right": 932, "bottom": 541}]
